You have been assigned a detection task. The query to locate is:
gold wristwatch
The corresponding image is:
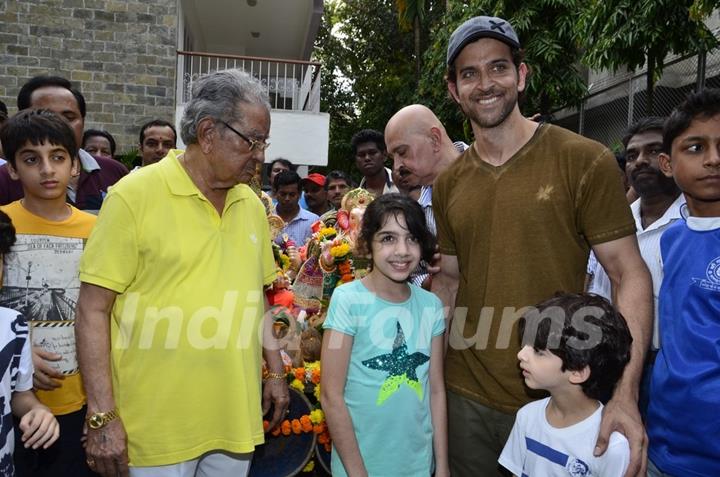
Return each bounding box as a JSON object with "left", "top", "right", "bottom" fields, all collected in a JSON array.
[{"left": 87, "top": 409, "right": 119, "bottom": 430}]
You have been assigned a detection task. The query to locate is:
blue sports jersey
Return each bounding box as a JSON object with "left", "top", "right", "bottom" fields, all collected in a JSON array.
[{"left": 647, "top": 217, "right": 720, "bottom": 477}]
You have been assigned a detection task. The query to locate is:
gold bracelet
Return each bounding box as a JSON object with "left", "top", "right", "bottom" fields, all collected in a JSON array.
[{"left": 265, "top": 372, "right": 286, "bottom": 380}]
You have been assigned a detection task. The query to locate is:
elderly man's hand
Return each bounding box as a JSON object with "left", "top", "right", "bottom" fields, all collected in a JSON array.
[
  {"left": 85, "top": 419, "right": 129, "bottom": 477},
  {"left": 262, "top": 378, "right": 290, "bottom": 431}
]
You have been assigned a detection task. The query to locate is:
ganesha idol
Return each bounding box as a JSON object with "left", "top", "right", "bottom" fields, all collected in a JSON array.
[
  {"left": 317, "top": 188, "right": 374, "bottom": 294},
  {"left": 291, "top": 189, "right": 375, "bottom": 320}
]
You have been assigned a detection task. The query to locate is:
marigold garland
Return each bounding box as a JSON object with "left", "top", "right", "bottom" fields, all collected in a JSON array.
[{"left": 262, "top": 361, "right": 333, "bottom": 460}]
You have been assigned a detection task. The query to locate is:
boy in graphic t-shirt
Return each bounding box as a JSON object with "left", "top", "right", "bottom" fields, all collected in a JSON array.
[
  {"left": 0, "top": 209, "right": 59, "bottom": 475},
  {"left": 0, "top": 109, "right": 96, "bottom": 476}
]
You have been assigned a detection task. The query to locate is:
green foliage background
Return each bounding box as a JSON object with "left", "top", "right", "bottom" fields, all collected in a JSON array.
[{"left": 314, "top": 0, "right": 718, "bottom": 170}]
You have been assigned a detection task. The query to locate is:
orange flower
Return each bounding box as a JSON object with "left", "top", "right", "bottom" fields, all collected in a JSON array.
[
  {"left": 318, "top": 433, "right": 329, "bottom": 445},
  {"left": 300, "top": 415, "right": 313, "bottom": 432},
  {"left": 294, "top": 367, "right": 305, "bottom": 381},
  {"left": 324, "top": 442, "right": 331, "bottom": 452},
  {"left": 313, "top": 423, "right": 325, "bottom": 434},
  {"left": 338, "top": 262, "right": 352, "bottom": 274},
  {"left": 341, "top": 273, "right": 353, "bottom": 283},
  {"left": 271, "top": 426, "right": 281, "bottom": 437},
  {"left": 281, "top": 420, "right": 292, "bottom": 436},
  {"left": 263, "top": 420, "right": 269, "bottom": 432},
  {"left": 311, "top": 369, "right": 321, "bottom": 384},
  {"left": 291, "top": 419, "right": 302, "bottom": 434}
]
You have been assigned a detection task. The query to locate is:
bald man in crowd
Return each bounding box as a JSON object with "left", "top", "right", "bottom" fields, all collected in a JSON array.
[{"left": 385, "top": 104, "right": 465, "bottom": 287}]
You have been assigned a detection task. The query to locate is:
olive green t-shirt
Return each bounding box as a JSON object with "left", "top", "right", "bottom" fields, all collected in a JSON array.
[{"left": 433, "top": 124, "right": 635, "bottom": 413}]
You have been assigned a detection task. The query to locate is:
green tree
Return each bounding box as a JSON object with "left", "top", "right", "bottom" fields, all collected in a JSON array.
[
  {"left": 314, "top": 0, "right": 427, "bottom": 169},
  {"left": 417, "top": 0, "right": 588, "bottom": 142},
  {"left": 314, "top": 1, "right": 358, "bottom": 173},
  {"left": 577, "top": 0, "right": 717, "bottom": 115}
]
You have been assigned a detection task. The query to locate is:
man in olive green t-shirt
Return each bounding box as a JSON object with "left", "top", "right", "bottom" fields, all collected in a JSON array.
[{"left": 432, "top": 15, "right": 653, "bottom": 477}]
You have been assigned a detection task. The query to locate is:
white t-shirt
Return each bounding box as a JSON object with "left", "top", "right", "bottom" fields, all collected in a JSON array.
[
  {"left": 0, "top": 307, "right": 33, "bottom": 475},
  {"left": 587, "top": 195, "right": 684, "bottom": 349},
  {"left": 499, "top": 397, "right": 629, "bottom": 477}
]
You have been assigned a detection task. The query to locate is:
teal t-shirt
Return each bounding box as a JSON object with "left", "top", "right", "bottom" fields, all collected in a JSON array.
[{"left": 323, "top": 280, "right": 445, "bottom": 477}]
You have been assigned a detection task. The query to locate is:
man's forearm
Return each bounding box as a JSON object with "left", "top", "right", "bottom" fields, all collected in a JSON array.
[
  {"left": 431, "top": 272, "right": 459, "bottom": 352},
  {"left": 261, "top": 297, "right": 285, "bottom": 374},
  {"left": 431, "top": 272, "right": 459, "bottom": 322},
  {"left": 76, "top": 287, "right": 116, "bottom": 412},
  {"left": 614, "top": 265, "right": 653, "bottom": 398}
]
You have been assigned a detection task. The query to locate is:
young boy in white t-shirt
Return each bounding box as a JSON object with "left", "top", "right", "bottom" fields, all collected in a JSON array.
[
  {"left": 499, "top": 293, "right": 632, "bottom": 477},
  {"left": 0, "top": 210, "right": 59, "bottom": 474}
]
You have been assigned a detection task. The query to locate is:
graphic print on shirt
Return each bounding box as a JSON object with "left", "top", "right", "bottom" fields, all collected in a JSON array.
[
  {"left": 693, "top": 256, "right": 720, "bottom": 292},
  {"left": 0, "top": 235, "right": 84, "bottom": 376},
  {"left": 0, "top": 314, "right": 29, "bottom": 476},
  {"left": 362, "top": 322, "right": 430, "bottom": 405},
  {"left": 526, "top": 437, "right": 591, "bottom": 476}
]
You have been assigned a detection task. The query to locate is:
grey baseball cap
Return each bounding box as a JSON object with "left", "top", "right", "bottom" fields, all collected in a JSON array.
[{"left": 447, "top": 16, "right": 520, "bottom": 65}]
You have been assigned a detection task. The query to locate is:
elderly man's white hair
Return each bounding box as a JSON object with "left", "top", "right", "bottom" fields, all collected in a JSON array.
[{"left": 180, "top": 69, "right": 270, "bottom": 145}]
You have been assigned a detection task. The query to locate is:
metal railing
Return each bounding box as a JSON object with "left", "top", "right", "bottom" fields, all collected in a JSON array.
[{"left": 176, "top": 51, "right": 322, "bottom": 112}]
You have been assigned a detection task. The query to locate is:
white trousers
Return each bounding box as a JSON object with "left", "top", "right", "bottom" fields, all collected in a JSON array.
[{"left": 129, "top": 451, "right": 253, "bottom": 477}]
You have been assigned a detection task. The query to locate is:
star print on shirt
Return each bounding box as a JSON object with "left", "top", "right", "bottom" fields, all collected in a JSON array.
[{"left": 362, "top": 322, "right": 430, "bottom": 405}]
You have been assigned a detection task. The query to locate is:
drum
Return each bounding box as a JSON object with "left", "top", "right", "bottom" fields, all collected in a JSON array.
[{"left": 249, "top": 387, "right": 316, "bottom": 477}]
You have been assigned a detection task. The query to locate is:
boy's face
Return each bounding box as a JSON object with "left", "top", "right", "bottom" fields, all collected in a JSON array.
[
  {"left": 517, "top": 345, "right": 578, "bottom": 392},
  {"left": 660, "top": 114, "right": 720, "bottom": 217},
  {"left": 7, "top": 141, "right": 78, "bottom": 201}
]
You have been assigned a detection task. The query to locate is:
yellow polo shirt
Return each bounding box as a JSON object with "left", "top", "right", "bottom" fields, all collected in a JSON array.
[{"left": 79, "top": 150, "right": 276, "bottom": 466}]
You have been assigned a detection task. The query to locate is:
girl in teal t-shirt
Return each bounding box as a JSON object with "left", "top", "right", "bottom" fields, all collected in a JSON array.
[{"left": 321, "top": 193, "right": 449, "bottom": 477}]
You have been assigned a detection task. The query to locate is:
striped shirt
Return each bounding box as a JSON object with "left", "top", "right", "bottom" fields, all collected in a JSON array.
[{"left": 275, "top": 207, "right": 319, "bottom": 247}]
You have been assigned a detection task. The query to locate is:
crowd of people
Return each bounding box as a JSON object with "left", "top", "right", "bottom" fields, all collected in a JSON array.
[{"left": 0, "top": 12, "right": 717, "bottom": 477}]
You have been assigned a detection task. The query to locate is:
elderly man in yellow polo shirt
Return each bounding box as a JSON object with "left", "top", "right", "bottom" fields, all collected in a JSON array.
[{"left": 75, "top": 69, "right": 289, "bottom": 477}]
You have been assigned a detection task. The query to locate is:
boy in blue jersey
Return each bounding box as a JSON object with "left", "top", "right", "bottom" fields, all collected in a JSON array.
[{"left": 649, "top": 89, "right": 720, "bottom": 477}]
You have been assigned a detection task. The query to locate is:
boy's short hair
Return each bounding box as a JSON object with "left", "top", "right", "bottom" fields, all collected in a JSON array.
[
  {"left": 663, "top": 88, "right": 720, "bottom": 154},
  {"left": 0, "top": 109, "right": 78, "bottom": 166},
  {"left": 519, "top": 293, "right": 632, "bottom": 402},
  {"left": 350, "top": 129, "right": 386, "bottom": 156}
]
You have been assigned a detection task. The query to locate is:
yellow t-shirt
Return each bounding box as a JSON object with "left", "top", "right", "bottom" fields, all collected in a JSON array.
[
  {"left": 79, "top": 150, "right": 277, "bottom": 467},
  {"left": 0, "top": 201, "right": 96, "bottom": 415},
  {"left": 433, "top": 124, "right": 636, "bottom": 413}
]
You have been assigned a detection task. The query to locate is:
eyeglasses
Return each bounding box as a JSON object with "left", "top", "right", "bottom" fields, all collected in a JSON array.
[{"left": 220, "top": 121, "right": 270, "bottom": 152}]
